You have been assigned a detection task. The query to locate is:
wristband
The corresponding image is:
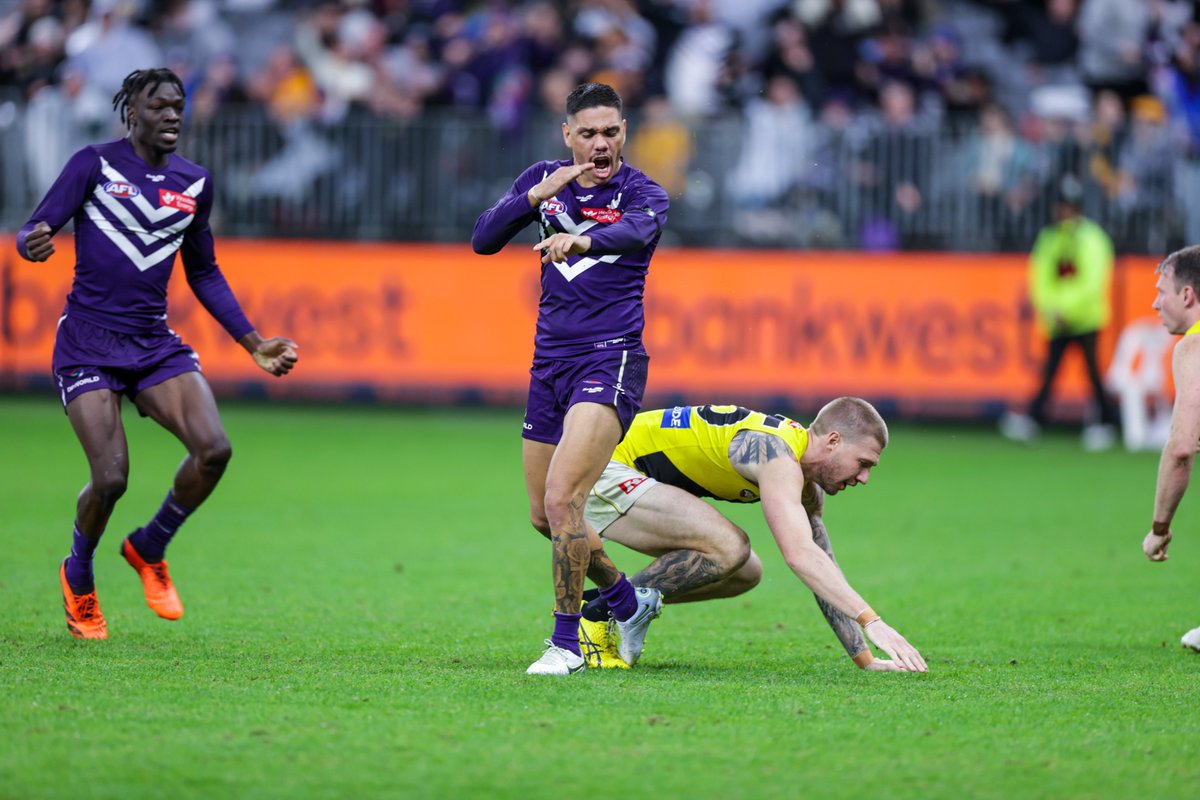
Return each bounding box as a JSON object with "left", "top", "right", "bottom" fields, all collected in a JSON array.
[
  {"left": 1152, "top": 521, "right": 1170, "bottom": 536},
  {"left": 852, "top": 649, "right": 874, "bottom": 668},
  {"left": 855, "top": 608, "right": 880, "bottom": 627}
]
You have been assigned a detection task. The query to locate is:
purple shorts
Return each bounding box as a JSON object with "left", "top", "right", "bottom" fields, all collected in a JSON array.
[
  {"left": 51, "top": 315, "right": 201, "bottom": 409},
  {"left": 522, "top": 349, "right": 649, "bottom": 444}
]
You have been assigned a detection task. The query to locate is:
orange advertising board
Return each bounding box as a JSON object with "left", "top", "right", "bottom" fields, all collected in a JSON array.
[{"left": 0, "top": 238, "right": 1164, "bottom": 416}]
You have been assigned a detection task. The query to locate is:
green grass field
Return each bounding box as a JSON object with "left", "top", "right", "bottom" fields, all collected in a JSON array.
[{"left": 1, "top": 396, "right": 1198, "bottom": 799}]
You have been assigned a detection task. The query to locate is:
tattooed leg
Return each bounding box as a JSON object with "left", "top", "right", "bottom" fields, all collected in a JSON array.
[
  {"left": 550, "top": 490, "right": 594, "bottom": 614},
  {"left": 588, "top": 544, "right": 622, "bottom": 588},
  {"left": 809, "top": 512, "right": 868, "bottom": 658},
  {"left": 637, "top": 549, "right": 763, "bottom": 603},
  {"left": 630, "top": 549, "right": 724, "bottom": 597}
]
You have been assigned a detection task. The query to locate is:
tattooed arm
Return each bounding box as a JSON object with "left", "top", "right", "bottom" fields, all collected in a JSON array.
[
  {"left": 730, "top": 431, "right": 873, "bottom": 617},
  {"left": 731, "top": 431, "right": 927, "bottom": 672},
  {"left": 804, "top": 484, "right": 897, "bottom": 670}
]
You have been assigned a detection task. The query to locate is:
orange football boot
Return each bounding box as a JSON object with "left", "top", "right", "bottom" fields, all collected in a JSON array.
[
  {"left": 59, "top": 560, "right": 107, "bottom": 640},
  {"left": 120, "top": 536, "right": 184, "bottom": 620}
]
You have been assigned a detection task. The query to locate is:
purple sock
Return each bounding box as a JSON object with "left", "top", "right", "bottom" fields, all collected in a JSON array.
[
  {"left": 128, "top": 492, "right": 192, "bottom": 562},
  {"left": 64, "top": 523, "right": 100, "bottom": 592},
  {"left": 551, "top": 611, "right": 583, "bottom": 655},
  {"left": 600, "top": 573, "right": 638, "bottom": 622}
]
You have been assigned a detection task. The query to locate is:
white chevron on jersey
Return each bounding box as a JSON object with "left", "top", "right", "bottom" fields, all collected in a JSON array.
[
  {"left": 82, "top": 200, "right": 185, "bottom": 272},
  {"left": 86, "top": 157, "right": 205, "bottom": 272},
  {"left": 98, "top": 157, "right": 205, "bottom": 227},
  {"left": 551, "top": 252, "right": 621, "bottom": 282},
  {"left": 540, "top": 198, "right": 618, "bottom": 282}
]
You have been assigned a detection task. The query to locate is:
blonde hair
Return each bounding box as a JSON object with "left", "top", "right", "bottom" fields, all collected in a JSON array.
[{"left": 810, "top": 397, "right": 889, "bottom": 448}]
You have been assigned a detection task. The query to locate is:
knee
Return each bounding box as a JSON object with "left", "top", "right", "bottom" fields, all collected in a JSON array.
[
  {"left": 89, "top": 469, "right": 128, "bottom": 503},
  {"left": 194, "top": 436, "right": 232, "bottom": 474},
  {"left": 541, "top": 483, "right": 583, "bottom": 532},
  {"left": 738, "top": 550, "right": 764, "bottom": 590},
  {"left": 711, "top": 526, "right": 753, "bottom": 576},
  {"left": 529, "top": 511, "right": 551, "bottom": 540}
]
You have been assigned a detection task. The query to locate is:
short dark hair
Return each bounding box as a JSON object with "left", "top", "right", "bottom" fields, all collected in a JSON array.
[
  {"left": 566, "top": 82, "right": 622, "bottom": 117},
  {"left": 1161, "top": 245, "right": 1200, "bottom": 294},
  {"left": 113, "top": 68, "right": 186, "bottom": 129}
]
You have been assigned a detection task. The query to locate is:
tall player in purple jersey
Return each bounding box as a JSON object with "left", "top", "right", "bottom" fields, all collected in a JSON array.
[
  {"left": 15, "top": 69, "right": 298, "bottom": 640},
  {"left": 472, "top": 83, "right": 671, "bottom": 675}
]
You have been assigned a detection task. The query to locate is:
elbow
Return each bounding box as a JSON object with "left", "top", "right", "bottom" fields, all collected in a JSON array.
[
  {"left": 470, "top": 234, "right": 498, "bottom": 256},
  {"left": 1168, "top": 449, "right": 1195, "bottom": 470}
]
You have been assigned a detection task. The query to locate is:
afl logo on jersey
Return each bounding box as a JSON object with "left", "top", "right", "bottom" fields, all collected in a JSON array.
[
  {"left": 540, "top": 199, "right": 565, "bottom": 215},
  {"left": 103, "top": 181, "right": 140, "bottom": 198}
]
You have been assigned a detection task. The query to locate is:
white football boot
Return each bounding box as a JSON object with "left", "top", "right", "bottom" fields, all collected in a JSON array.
[
  {"left": 1181, "top": 626, "right": 1200, "bottom": 652},
  {"left": 526, "top": 640, "right": 586, "bottom": 675},
  {"left": 616, "top": 587, "right": 663, "bottom": 666}
]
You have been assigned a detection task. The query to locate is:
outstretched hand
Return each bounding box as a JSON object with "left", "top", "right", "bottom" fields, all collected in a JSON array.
[
  {"left": 23, "top": 221, "right": 55, "bottom": 261},
  {"left": 252, "top": 336, "right": 299, "bottom": 377},
  {"left": 864, "top": 619, "right": 927, "bottom": 672},
  {"left": 534, "top": 232, "right": 592, "bottom": 264},
  {"left": 1143, "top": 528, "right": 1172, "bottom": 562}
]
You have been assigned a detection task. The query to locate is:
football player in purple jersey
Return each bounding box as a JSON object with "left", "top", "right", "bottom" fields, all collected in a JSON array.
[
  {"left": 473, "top": 82, "right": 671, "bottom": 674},
  {"left": 15, "top": 68, "right": 298, "bottom": 639}
]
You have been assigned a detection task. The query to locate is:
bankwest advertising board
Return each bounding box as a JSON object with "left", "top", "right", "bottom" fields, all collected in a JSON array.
[{"left": 0, "top": 239, "right": 1164, "bottom": 417}]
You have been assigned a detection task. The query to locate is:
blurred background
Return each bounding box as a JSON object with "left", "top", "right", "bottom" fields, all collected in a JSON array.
[{"left": 0, "top": 0, "right": 1195, "bottom": 427}]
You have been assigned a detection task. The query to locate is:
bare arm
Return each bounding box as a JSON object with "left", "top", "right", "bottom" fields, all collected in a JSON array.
[
  {"left": 1145, "top": 335, "right": 1200, "bottom": 560},
  {"left": 803, "top": 483, "right": 875, "bottom": 666},
  {"left": 733, "top": 432, "right": 927, "bottom": 671}
]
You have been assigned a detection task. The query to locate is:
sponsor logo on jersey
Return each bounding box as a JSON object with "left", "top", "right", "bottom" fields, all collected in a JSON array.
[
  {"left": 576, "top": 194, "right": 594, "bottom": 201},
  {"left": 145, "top": 173, "right": 166, "bottom": 182},
  {"left": 160, "top": 189, "right": 197, "bottom": 214},
  {"left": 582, "top": 386, "right": 605, "bottom": 394},
  {"left": 103, "top": 181, "right": 140, "bottom": 198},
  {"left": 540, "top": 199, "right": 565, "bottom": 215},
  {"left": 661, "top": 406, "right": 692, "bottom": 429},
  {"left": 581, "top": 207, "right": 623, "bottom": 224},
  {"left": 618, "top": 477, "right": 648, "bottom": 494}
]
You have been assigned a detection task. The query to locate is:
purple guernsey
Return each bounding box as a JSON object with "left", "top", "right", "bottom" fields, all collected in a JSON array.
[
  {"left": 472, "top": 159, "right": 670, "bottom": 358},
  {"left": 16, "top": 138, "right": 252, "bottom": 340}
]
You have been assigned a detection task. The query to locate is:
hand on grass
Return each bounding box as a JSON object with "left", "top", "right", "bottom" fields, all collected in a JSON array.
[{"left": 864, "top": 619, "right": 928, "bottom": 673}]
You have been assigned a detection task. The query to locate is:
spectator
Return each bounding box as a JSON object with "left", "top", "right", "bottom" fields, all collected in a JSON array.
[
  {"left": 729, "top": 73, "right": 813, "bottom": 209},
  {"left": 626, "top": 93, "right": 691, "bottom": 198},
  {"left": 663, "top": 0, "right": 735, "bottom": 118},
  {"left": 1077, "top": 0, "right": 1152, "bottom": 99},
  {"left": 65, "top": 0, "right": 165, "bottom": 99}
]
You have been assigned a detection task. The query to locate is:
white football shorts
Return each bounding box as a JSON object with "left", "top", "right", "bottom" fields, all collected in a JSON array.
[{"left": 586, "top": 460, "right": 659, "bottom": 535}]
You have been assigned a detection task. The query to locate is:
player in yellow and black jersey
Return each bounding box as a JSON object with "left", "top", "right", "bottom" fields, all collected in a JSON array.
[{"left": 579, "top": 397, "right": 927, "bottom": 673}]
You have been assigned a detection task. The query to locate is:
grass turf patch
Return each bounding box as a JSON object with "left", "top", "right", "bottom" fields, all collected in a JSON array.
[{"left": 1, "top": 397, "right": 1197, "bottom": 799}]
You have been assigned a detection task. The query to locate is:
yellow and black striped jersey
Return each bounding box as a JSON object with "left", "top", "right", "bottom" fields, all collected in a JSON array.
[{"left": 611, "top": 405, "right": 809, "bottom": 503}]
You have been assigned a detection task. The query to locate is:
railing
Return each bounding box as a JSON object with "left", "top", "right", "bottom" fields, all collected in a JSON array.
[{"left": 0, "top": 97, "right": 1192, "bottom": 253}]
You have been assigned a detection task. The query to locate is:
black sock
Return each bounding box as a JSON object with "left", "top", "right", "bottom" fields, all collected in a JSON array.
[{"left": 581, "top": 595, "right": 611, "bottom": 622}]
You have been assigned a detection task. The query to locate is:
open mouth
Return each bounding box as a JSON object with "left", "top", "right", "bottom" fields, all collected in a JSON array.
[
  {"left": 592, "top": 154, "right": 612, "bottom": 178},
  {"left": 160, "top": 128, "right": 180, "bottom": 144}
]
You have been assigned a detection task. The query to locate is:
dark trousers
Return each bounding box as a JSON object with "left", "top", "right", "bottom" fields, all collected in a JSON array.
[{"left": 1028, "top": 331, "right": 1119, "bottom": 427}]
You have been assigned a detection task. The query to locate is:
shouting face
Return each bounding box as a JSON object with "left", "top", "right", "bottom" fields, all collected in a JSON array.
[{"left": 562, "top": 105, "right": 626, "bottom": 187}]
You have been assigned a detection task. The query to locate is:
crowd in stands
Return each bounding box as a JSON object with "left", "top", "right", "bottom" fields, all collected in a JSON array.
[{"left": 2, "top": 0, "right": 1199, "bottom": 250}]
